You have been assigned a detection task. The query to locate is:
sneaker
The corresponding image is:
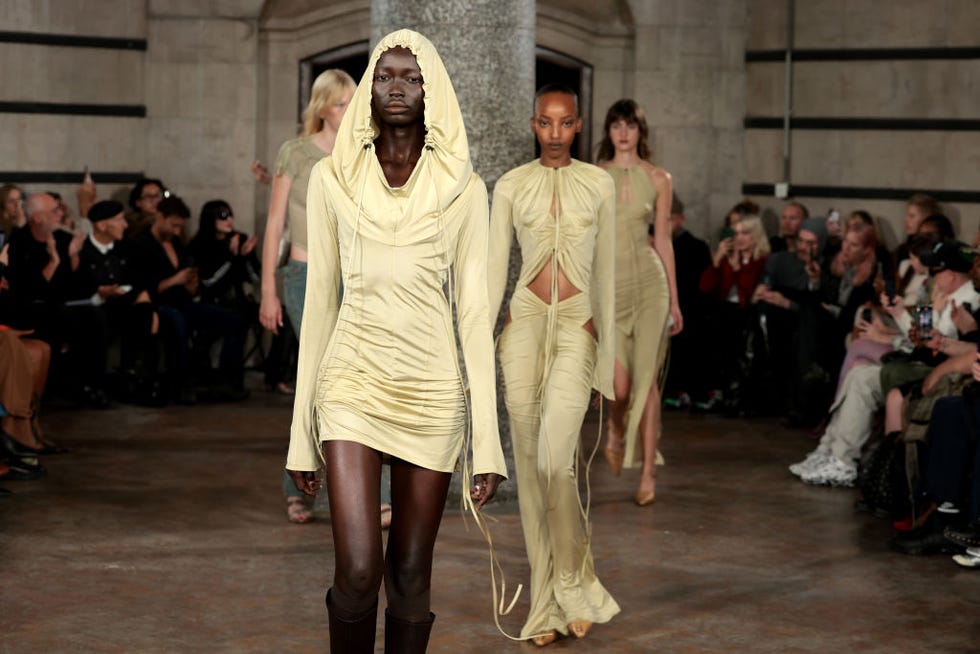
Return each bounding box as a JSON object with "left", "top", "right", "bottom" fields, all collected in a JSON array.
[
  {"left": 800, "top": 456, "right": 857, "bottom": 487},
  {"left": 789, "top": 450, "right": 829, "bottom": 478},
  {"left": 952, "top": 551, "right": 980, "bottom": 568}
]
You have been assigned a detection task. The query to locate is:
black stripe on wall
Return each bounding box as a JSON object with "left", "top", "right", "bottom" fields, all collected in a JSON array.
[
  {"left": 0, "top": 102, "right": 146, "bottom": 117},
  {"left": 744, "top": 117, "right": 980, "bottom": 131},
  {"left": 746, "top": 47, "right": 980, "bottom": 62},
  {"left": 742, "top": 184, "right": 980, "bottom": 204},
  {"left": 0, "top": 31, "right": 146, "bottom": 50},
  {"left": 0, "top": 172, "right": 144, "bottom": 185}
]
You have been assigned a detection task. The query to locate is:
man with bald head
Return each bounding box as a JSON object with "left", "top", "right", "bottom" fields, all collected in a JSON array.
[{"left": 6, "top": 192, "right": 109, "bottom": 406}]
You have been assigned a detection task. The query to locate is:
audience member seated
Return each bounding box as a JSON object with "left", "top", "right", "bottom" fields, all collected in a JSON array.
[
  {"left": 893, "top": 193, "right": 942, "bottom": 269},
  {"left": 664, "top": 193, "right": 711, "bottom": 407},
  {"left": 822, "top": 221, "right": 879, "bottom": 343},
  {"left": 846, "top": 210, "right": 894, "bottom": 293},
  {"left": 135, "top": 196, "right": 247, "bottom": 404},
  {"left": 126, "top": 177, "right": 167, "bottom": 239},
  {"left": 5, "top": 193, "right": 109, "bottom": 407},
  {"left": 189, "top": 200, "right": 260, "bottom": 311},
  {"left": 717, "top": 198, "right": 760, "bottom": 240},
  {"left": 1, "top": 184, "right": 26, "bottom": 237},
  {"left": 699, "top": 215, "right": 769, "bottom": 411},
  {"left": 72, "top": 200, "right": 162, "bottom": 403},
  {"left": 790, "top": 240, "right": 980, "bottom": 487},
  {"left": 769, "top": 200, "right": 808, "bottom": 254},
  {"left": 751, "top": 217, "right": 825, "bottom": 418}
]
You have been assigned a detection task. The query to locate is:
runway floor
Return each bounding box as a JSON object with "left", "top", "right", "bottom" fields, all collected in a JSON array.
[{"left": 2, "top": 385, "right": 978, "bottom": 653}]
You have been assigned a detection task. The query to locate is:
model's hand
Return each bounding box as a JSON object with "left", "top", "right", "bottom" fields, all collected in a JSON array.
[
  {"left": 229, "top": 233, "right": 241, "bottom": 256},
  {"left": 286, "top": 469, "right": 321, "bottom": 497},
  {"left": 669, "top": 303, "right": 684, "bottom": 336},
  {"left": 471, "top": 473, "right": 503, "bottom": 509},
  {"left": 260, "top": 293, "right": 283, "bottom": 333}
]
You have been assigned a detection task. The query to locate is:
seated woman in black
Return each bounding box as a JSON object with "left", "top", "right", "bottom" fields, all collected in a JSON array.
[{"left": 189, "top": 200, "right": 260, "bottom": 310}]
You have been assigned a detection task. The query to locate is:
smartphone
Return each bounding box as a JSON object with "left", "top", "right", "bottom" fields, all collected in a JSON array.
[
  {"left": 918, "top": 305, "right": 934, "bottom": 332},
  {"left": 720, "top": 226, "right": 735, "bottom": 240},
  {"left": 118, "top": 284, "right": 133, "bottom": 294},
  {"left": 861, "top": 307, "right": 873, "bottom": 323},
  {"left": 827, "top": 209, "right": 840, "bottom": 225}
]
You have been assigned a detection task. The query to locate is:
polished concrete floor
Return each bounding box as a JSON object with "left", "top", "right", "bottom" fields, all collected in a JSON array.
[{"left": 2, "top": 386, "right": 979, "bottom": 654}]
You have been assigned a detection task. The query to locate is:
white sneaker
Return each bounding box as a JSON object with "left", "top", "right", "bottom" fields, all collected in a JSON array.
[
  {"left": 952, "top": 549, "right": 980, "bottom": 569},
  {"left": 789, "top": 451, "right": 829, "bottom": 478},
  {"left": 801, "top": 456, "right": 857, "bottom": 487}
]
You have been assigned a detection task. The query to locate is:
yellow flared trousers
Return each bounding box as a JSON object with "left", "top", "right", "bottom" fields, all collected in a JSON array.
[{"left": 499, "top": 287, "right": 620, "bottom": 637}]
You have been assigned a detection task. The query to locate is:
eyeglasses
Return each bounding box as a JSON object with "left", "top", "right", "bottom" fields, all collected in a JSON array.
[
  {"left": 140, "top": 192, "right": 162, "bottom": 201},
  {"left": 217, "top": 209, "right": 234, "bottom": 220}
]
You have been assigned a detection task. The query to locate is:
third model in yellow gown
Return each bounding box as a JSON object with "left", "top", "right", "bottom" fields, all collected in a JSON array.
[
  {"left": 488, "top": 154, "right": 620, "bottom": 639},
  {"left": 606, "top": 165, "right": 671, "bottom": 469}
]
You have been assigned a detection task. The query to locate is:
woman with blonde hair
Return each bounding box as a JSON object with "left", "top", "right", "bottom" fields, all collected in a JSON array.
[
  {"left": 257, "top": 68, "right": 356, "bottom": 524},
  {"left": 596, "top": 98, "right": 682, "bottom": 507}
]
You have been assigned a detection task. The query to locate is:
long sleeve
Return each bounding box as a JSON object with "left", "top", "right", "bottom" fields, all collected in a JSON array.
[
  {"left": 455, "top": 177, "right": 507, "bottom": 478},
  {"left": 487, "top": 176, "right": 514, "bottom": 325},
  {"left": 287, "top": 160, "right": 341, "bottom": 471},
  {"left": 591, "top": 174, "right": 616, "bottom": 400},
  {"left": 699, "top": 262, "right": 726, "bottom": 299}
]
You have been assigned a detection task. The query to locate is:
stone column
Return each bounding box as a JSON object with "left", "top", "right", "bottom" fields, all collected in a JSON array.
[{"left": 371, "top": 0, "right": 536, "bottom": 504}]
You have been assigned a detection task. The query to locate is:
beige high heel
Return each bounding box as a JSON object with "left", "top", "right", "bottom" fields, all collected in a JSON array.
[
  {"left": 568, "top": 620, "right": 593, "bottom": 639},
  {"left": 532, "top": 630, "right": 558, "bottom": 647}
]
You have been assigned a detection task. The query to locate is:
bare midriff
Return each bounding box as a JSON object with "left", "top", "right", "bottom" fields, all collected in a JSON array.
[
  {"left": 507, "top": 258, "right": 596, "bottom": 338},
  {"left": 289, "top": 244, "right": 309, "bottom": 262}
]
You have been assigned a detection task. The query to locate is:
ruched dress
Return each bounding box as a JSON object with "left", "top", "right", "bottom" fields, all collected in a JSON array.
[
  {"left": 488, "top": 158, "right": 620, "bottom": 638},
  {"left": 286, "top": 29, "right": 506, "bottom": 482},
  {"left": 606, "top": 165, "right": 670, "bottom": 469}
]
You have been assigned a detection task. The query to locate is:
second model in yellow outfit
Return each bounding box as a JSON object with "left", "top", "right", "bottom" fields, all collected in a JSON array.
[
  {"left": 606, "top": 165, "right": 671, "bottom": 469},
  {"left": 489, "top": 157, "right": 620, "bottom": 639}
]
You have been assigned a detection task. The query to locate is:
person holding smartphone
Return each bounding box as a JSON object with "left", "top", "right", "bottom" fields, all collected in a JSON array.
[{"left": 791, "top": 240, "right": 980, "bottom": 487}]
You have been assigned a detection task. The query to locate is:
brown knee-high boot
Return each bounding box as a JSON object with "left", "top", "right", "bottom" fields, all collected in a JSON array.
[
  {"left": 384, "top": 609, "right": 434, "bottom": 653},
  {"left": 326, "top": 588, "right": 378, "bottom": 654}
]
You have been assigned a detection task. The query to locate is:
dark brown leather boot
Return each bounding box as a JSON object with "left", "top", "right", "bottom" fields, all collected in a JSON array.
[
  {"left": 384, "top": 609, "right": 435, "bottom": 653},
  {"left": 326, "top": 588, "right": 377, "bottom": 654}
]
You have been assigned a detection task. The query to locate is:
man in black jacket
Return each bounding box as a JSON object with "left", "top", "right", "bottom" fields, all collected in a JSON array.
[{"left": 73, "top": 200, "right": 160, "bottom": 401}]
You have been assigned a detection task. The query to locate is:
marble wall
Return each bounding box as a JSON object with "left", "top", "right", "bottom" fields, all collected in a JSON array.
[{"left": 745, "top": 0, "right": 980, "bottom": 247}]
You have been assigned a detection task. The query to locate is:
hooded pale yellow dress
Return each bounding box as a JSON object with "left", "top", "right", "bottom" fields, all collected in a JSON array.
[
  {"left": 606, "top": 165, "right": 670, "bottom": 469},
  {"left": 488, "top": 158, "right": 621, "bottom": 637},
  {"left": 286, "top": 30, "right": 507, "bottom": 488}
]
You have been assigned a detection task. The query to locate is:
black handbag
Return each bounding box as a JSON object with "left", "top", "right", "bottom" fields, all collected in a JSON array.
[{"left": 857, "top": 436, "right": 908, "bottom": 519}]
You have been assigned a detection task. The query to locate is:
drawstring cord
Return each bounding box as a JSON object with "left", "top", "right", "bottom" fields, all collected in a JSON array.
[{"left": 433, "top": 174, "right": 526, "bottom": 641}]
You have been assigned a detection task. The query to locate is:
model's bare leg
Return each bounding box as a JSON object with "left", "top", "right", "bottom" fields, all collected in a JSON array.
[
  {"left": 635, "top": 380, "right": 662, "bottom": 505},
  {"left": 384, "top": 457, "right": 452, "bottom": 620},
  {"left": 604, "top": 359, "right": 630, "bottom": 475},
  {"left": 325, "top": 440, "right": 384, "bottom": 614}
]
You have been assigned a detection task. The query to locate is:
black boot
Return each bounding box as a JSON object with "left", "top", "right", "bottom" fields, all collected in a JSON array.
[
  {"left": 326, "top": 589, "right": 377, "bottom": 654},
  {"left": 384, "top": 609, "right": 434, "bottom": 653}
]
